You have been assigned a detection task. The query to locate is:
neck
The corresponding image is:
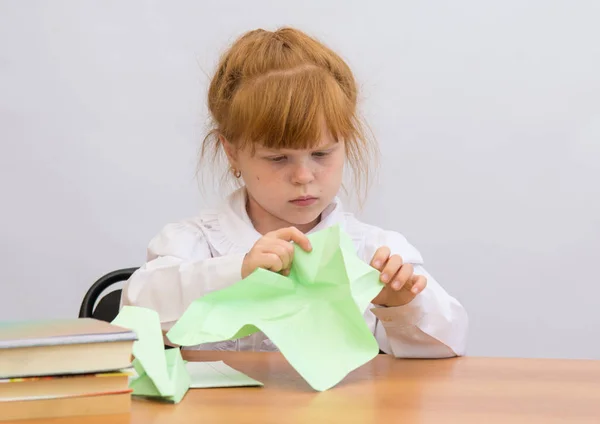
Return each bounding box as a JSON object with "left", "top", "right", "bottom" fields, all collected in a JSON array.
[{"left": 246, "top": 194, "right": 321, "bottom": 235}]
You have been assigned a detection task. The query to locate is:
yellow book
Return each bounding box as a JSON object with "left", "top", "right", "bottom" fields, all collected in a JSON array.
[{"left": 0, "top": 318, "right": 136, "bottom": 378}]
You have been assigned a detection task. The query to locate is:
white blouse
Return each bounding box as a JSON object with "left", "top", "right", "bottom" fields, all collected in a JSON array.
[{"left": 120, "top": 188, "right": 468, "bottom": 358}]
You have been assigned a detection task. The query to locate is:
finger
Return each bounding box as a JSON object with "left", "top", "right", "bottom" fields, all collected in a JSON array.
[
  {"left": 380, "top": 254, "right": 403, "bottom": 284},
  {"left": 270, "top": 239, "right": 295, "bottom": 271},
  {"left": 262, "top": 243, "right": 291, "bottom": 271},
  {"left": 370, "top": 246, "right": 391, "bottom": 271},
  {"left": 391, "top": 263, "right": 414, "bottom": 290},
  {"left": 270, "top": 227, "right": 312, "bottom": 252},
  {"left": 259, "top": 252, "right": 284, "bottom": 272},
  {"left": 410, "top": 275, "right": 427, "bottom": 294}
]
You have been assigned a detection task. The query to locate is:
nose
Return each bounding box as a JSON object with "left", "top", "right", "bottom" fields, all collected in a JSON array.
[{"left": 291, "top": 163, "right": 315, "bottom": 185}]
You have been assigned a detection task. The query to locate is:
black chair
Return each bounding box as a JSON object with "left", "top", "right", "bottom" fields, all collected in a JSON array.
[
  {"left": 80, "top": 267, "right": 180, "bottom": 351},
  {"left": 79, "top": 267, "right": 138, "bottom": 322}
]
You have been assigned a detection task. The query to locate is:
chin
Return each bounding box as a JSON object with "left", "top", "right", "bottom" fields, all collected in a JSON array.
[
  {"left": 290, "top": 216, "right": 321, "bottom": 226},
  {"left": 284, "top": 207, "right": 323, "bottom": 226}
]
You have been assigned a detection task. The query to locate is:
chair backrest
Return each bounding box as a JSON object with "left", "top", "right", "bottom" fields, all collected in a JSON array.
[{"left": 79, "top": 268, "right": 138, "bottom": 322}]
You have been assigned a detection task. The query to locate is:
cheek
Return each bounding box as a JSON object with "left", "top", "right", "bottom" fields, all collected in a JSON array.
[
  {"left": 241, "top": 159, "right": 268, "bottom": 181},
  {"left": 245, "top": 166, "right": 280, "bottom": 190},
  {"left": 320, "top": 157, "right": 345, "bottom": 179},
  {"left": 313, "top": 162, "right": 344, "bottom": 195}
]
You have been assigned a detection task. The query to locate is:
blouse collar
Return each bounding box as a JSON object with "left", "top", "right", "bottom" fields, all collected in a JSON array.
[{"left": 217, "top": 187, "right": 345, "bottom": 252}]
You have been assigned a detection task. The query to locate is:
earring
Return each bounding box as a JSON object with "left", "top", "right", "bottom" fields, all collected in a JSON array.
[{"left": 232, "top": 167, "right": 242, "bottom": 178}]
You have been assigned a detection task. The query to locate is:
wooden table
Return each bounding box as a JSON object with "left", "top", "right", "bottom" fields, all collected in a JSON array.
[{"left": 15, "top": 352, "right": 600, "bottom": 424}]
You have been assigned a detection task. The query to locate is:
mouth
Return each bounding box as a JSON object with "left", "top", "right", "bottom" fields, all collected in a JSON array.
[{"left": 289, "top": 196, "right": 319, "bottom": 206}]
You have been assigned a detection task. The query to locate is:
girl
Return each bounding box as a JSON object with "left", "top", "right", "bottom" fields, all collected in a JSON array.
[{"left": 121, "top": 27, "right": 468, "bottom": 357}]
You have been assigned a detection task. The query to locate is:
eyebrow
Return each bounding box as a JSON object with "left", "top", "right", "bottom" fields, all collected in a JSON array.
[
  {"left": 259, "top": 142, "right": 339, "bottom": 154},
  {"left": 314, "top": 142, "right": 339, "bottom": 151}
]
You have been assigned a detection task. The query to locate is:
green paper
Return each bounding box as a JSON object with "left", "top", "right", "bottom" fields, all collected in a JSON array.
[
  {"left": 187, "top": 361, "right": 263, "bottom": 388},
  {"left": 112, "top": 306, "right": 191, "bottom": 403},
  {"left": 167, "top": 225, "right": 384, "bottom": 391}
]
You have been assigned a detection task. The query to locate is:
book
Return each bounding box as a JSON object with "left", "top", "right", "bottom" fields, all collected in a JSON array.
[
  {"left": 0, "top": 391, "right": 132, "bottom": 421},
  {"left": 0, "top": 370, "right": 131, "bottom": 401},
  {"left": 0, "top": 318, "right": 136, "bottom": 378}
]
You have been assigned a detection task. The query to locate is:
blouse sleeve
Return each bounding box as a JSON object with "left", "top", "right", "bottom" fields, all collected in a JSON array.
[
  {"left": 361, "top": 226, "right": 469, "bottom": 357},
  {"left": 120, "top": 220, "right": 245, "bottom": 326}
]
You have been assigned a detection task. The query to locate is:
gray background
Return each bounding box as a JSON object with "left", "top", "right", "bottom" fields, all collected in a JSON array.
[{"left": 1, "top": 1, "right": 598, "bottom": 359}]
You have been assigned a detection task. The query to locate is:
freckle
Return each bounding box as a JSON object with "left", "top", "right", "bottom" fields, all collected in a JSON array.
[{"left": 257, "top": 176, "right": 260, "bottom": 181}]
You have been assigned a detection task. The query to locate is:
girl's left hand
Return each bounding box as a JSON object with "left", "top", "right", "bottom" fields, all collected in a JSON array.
[{"left": 369, "top": 246, "right": 427, "bottom": 307}]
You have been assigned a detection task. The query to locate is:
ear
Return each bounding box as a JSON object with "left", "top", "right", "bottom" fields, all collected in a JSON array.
[{"left": 219, "top": 134, "right": 238, "bottom": 167}]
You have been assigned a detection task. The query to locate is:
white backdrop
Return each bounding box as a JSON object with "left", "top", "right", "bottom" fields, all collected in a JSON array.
[{"left": 1, "top": 1, "right": 598, "bottom": 359}]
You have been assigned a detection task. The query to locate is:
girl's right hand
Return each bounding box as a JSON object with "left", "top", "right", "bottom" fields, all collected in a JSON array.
[{"left": 241, "top": 227, "right": 313, "bottom": 279}]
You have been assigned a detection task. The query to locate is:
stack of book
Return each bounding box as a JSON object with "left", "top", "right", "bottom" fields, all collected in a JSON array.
[{"left": 0, "top": 318, "right": 136, "bottom": 421}]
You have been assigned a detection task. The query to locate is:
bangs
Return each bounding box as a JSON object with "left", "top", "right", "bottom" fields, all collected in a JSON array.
[{"left": 225, "top": 66, "right": 357, "bottom": 151}]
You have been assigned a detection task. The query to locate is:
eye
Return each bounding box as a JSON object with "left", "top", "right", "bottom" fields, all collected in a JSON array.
[
  {"left": 267, "top": 155, "right": 287, "bottom": 163},
  {"left": 312, "top": 151, "right": 329, "bottom": 158}
]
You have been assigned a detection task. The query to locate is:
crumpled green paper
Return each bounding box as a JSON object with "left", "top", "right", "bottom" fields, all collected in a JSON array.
[
  {"left": 112, "top": 306, "right": 191, "bottom": 403},
  {"left": 187, "top": 361, "right": 263, "bottom": 388},
  {"left": 167, "top": 225, "right": 384, "bottom": 391}
]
